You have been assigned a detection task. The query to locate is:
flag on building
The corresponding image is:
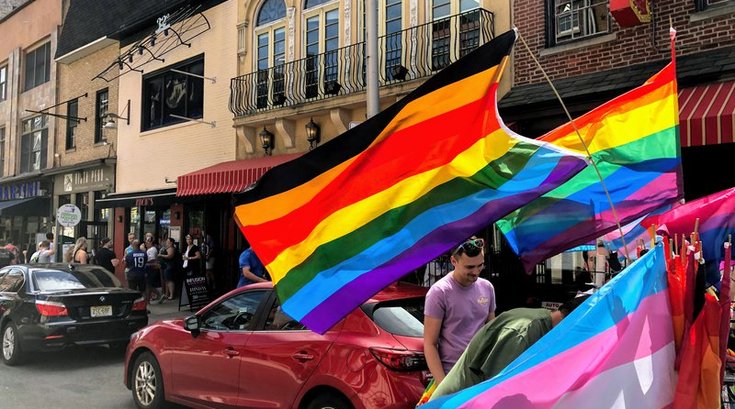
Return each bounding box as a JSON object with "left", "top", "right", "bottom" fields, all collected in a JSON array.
[
  {"left": 423, "top": 244, "right": 676, "bottom": 408},
  {"left": 497, "top": 63, "right": 683, "bottom": 271},
  {"left": 232, "top": 29, "right": 587, "bottom": 333}
]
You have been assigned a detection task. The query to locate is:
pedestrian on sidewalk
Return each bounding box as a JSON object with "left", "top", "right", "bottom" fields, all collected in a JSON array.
[
  {"left": 125, "top": 240, "right": 147, "bottom": 294},
  {"left": 95, "top": 237, "right": 119, "bottom": 273},
  {"left": 237, "top": 247, "right": 268, "bottom": 288},
  {"left": 182, "top": 235, "right": 202, "bottom": 277},
  {"left": 157, "top": 237, "right": 179, "bottom": 301}
]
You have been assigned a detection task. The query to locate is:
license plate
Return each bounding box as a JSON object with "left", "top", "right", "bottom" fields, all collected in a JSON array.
[{"left": 90, "top": 305, "right": 113, "bottom": 317}]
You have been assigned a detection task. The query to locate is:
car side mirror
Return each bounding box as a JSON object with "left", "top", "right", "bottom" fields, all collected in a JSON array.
[{"left": 184, "top": 315, "right": 200, "bottom": 337}]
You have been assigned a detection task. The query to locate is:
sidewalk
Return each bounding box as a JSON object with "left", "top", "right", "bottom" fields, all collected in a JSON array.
[{"left": 147, "top": 297, "right": 195, "bottom": 323}]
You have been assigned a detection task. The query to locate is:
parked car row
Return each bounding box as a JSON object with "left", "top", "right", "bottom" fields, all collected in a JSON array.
[
  {"left": 0, "top": 263, "right": 148, "bottom": 366},
  {"left": 0, "top": 262, "right": 431, "bottom": 409},
  {"left": 124, "top": 282, "right": 430, "bottom": 409}
]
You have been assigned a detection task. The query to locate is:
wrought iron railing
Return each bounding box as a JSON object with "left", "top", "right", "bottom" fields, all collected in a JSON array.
[{"left": 230, "top": 8, "right": 494, "bottom": 116}]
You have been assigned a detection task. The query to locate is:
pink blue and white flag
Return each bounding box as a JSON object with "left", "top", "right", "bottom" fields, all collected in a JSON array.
[{"left": 423, "top": 244, "right": 676, "bottom": 409}]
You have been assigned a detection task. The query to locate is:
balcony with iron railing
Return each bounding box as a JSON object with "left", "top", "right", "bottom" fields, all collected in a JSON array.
[{"left": 230, "top": 8, "right": 494, "bottom": 117}]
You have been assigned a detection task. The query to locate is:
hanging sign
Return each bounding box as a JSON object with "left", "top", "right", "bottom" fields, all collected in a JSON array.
[{"left": 57, "top": 204, "right": 82, "bottom": 227}]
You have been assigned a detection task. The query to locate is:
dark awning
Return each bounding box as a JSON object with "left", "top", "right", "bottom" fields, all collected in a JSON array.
[
  {"left": 0, "top": 197, "right": 51, "bottom": 217},
  {"left": 95, "top": 188, "right": 177, "bottom": 208}
]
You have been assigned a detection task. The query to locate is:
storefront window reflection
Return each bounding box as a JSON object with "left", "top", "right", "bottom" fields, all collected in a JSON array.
[{"left": 129, "top": 207, "right": 140, "bottom": 237}]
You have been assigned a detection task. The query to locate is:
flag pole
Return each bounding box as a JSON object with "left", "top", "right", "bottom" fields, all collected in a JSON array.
[
  {"left": 515, "top": 30, "right": 631, "bottom": 262},
  {"left": 365, "top": 0, "right": 380, "bottom": 118}
]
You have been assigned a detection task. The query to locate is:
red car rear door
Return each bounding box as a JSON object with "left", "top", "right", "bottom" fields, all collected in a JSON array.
[
  {"left": 170, "top": 289, "right": 269, "bottom": 408},
  {"left": 237, "top": 294, "right": 341, "bottom": 408}
]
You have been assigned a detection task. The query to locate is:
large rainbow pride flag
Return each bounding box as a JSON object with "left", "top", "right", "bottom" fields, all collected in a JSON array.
[
  {"left": 423, "top": 243, "right": 676, "bottom": 408},
  {"left": 497, "top": 63, "right": 683, "bottom": 271},
  {"left": 233, "top": 30, "right": 587, "bottom": 333}
]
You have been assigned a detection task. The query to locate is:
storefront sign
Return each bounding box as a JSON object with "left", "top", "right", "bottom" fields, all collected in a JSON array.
[
  {"left": 63, "top": 168, "right": 109, "bottom": 192},
  {"left": 0, "top": 181, "right": 41, "bottom": 200},
  {"left": 57, "top": 204, "right": 82, "bottom": 227},
  {"left": 181, "top": 276, "right": 211, "bottom": 311},
  {"left": 135, "top": 198, "right": 154, "bottom": 206}
]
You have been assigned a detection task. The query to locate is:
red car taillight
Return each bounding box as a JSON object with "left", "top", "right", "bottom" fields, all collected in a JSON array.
[
  {"left": 36, "top": 301, "right": 68, "bottom": 317},
  {"left": 132, "top": 297, "right": 147, "bottom": 312},
  {"left": 369, "top": 347, "right": 427, "bottom": 372}
]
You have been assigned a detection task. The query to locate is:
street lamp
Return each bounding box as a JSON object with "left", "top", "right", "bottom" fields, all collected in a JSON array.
[
  {"left": 305, "top": 118, "right": 320, "bottom": 150},
  {"left": 259, "top": 127, "right": 274, "bottom": 156}
]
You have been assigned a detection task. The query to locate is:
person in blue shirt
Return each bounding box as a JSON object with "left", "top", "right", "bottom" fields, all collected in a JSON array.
[
  {"left": 125, "top": 240, "right": 148, "bottom": 293},
  {"left": 237, "top": 248, "right": 268, "bottom": 288}
]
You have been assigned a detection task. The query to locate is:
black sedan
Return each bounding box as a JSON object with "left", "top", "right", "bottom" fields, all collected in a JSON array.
[{"left": 0, "top": 263, "right": 148, "bottom": 366}]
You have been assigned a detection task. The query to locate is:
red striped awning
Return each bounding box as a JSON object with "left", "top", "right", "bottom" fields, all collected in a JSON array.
[
  {"left": 679, "top": 81, "right": 735, "bottom": 147},
  {"left": 176, "top": 153, "right": 302, "bottom": 196}
]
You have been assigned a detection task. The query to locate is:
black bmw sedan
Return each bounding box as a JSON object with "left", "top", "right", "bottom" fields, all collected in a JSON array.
[{"left": 0, "top": 263, "right": 148, "bottom": 366}]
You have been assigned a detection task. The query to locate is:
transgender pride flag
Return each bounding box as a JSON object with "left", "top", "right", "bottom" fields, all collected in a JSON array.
[{"left": 424, "top": 244, "right": 676, "bottom": 409}]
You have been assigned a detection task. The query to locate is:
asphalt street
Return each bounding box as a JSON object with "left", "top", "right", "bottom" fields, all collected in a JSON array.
[{"left": 0, "top": 300, "right": 191, "bottom": 409}]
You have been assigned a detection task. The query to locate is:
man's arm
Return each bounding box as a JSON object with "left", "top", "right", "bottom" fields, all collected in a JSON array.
[
  {"left": 423, "top": 316, "right": 446, "bottom": 385},
  {"left": 486, "top": 311, "right": 496, "bottom": 323},
  {"left": 242, "top": 266, "right": 268, "bottom": 283}
]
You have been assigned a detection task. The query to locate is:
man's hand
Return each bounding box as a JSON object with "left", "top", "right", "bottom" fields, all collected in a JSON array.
[{"left": 423, "top": 316, "right": 445, "bottom": 385}]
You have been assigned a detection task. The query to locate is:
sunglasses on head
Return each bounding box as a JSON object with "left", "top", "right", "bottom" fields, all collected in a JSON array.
[{"left": 453, "top": 238, "right": 485, "bottom": 257}]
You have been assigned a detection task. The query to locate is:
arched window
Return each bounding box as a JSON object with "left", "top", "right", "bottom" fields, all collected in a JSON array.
[
  {"left": 257, "top": 0, "right": 286, "bottom": 26},
  {"left": 303, "top": 0, "right": 339, "bottom": 98},
  {"left": 304, "top": 0, "right": 332, "bottom": 9},
  {"left": 254, "top": 0, "right": 287, "bottom": 108}
]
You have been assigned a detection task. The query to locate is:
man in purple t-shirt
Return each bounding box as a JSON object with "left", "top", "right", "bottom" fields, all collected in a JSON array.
[{"left": 423, "top": 237, "right": 496, "bottom": 386}]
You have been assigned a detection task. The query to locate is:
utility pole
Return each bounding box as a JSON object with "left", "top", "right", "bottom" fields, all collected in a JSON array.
[{"left": 366, "top": 0, "right": 379, "bottom": 118}]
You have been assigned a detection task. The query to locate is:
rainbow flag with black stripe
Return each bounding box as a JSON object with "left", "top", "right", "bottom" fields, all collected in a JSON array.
[
  {"left": 233, "top": 30, "right": 587, "bottom": 334},
  {"left": 422, "top": 244, "right": 676, "bottom": 408},
  {"left": 497, "top": 63, "right": 683, "bottom": 271}
]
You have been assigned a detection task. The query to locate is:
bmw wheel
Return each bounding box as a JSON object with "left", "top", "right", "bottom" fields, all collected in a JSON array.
[
  {"left": 132, "top": 352, "right": 166, "bottom": 409},
  {"left": 1, "top": 322, "right": 24, "bottom": 366}
]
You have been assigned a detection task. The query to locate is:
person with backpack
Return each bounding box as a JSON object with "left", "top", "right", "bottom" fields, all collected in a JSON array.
[{"left": 29, "top": 240, "right": 53, "bottom": 263}]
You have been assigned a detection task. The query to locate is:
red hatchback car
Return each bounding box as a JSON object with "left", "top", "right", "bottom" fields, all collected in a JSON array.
[{"left": 124, "top": 282, "right": 430, "bottom": 409}]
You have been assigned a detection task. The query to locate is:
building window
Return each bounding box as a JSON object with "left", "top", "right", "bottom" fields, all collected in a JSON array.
[
  {"left": 385, "top": 0, "right": 403, "bottom": 79},
  {"left": 20, "top": 116, "right": 47, "bottom": 173},
  {"left": 66, "top": 99, "right": 79, "bottom": 150},
  {"left": 0, "top": 66, "right": 6, "bottom": 101},
  {"left": 75, "top": 192, "right": 89, "bottom": 222},
  {"left": 304, "top": 3, "right": 339, "bottom": 98},
  {"left": 255, "top": 0, "right": 287, "bottom": 108},
  {"left": 547, "top": 0, "right": 609, "bottom": 46},
  {"left": 95, "top": 88, "right": 109, "bottom": 143},
  {"left": 142, "top": 55, "right": 204, "bottom": 131},
  {"left": 0, "top": 127, "right": 5, "bottom": 177},
  {"left": 431, "top": 0, "right": 480, "bottom": 71},
  {"left": 94, "top": 191, "right": 110, "bottom": 222},
  {"left": 695, "top": 0, "right": 734, "bottom": 11},
  {"left": 24, "top": 42, "right": 51, "bottom": 91}
]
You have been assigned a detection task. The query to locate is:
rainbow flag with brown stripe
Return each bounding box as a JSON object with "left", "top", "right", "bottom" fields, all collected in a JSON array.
[{"left": 233, "top": 30, "right": 587, "bottom": 334}]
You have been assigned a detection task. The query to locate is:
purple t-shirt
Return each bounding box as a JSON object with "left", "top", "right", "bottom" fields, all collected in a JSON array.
[{"left": 425, "top": 274, "right": 495, "bottom": 373}]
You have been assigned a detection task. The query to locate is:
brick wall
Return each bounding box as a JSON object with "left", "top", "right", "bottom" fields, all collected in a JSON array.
[
  {"left": 57, "top": 43, "right": 120, "bottom": 165},
  {"left": 512, "top": 0, "right": 735, "bottom": 86}
]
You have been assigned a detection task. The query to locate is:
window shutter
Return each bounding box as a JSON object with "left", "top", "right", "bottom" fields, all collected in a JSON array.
[
  {"left": 41, "top": 129, "right": 48, "bottom": 170},
  {"left": 20, "top": 134, "right": 30, "bottom": 173},
  {"left": 544, "top": 0, "right": 555, "bottom": 47}
]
